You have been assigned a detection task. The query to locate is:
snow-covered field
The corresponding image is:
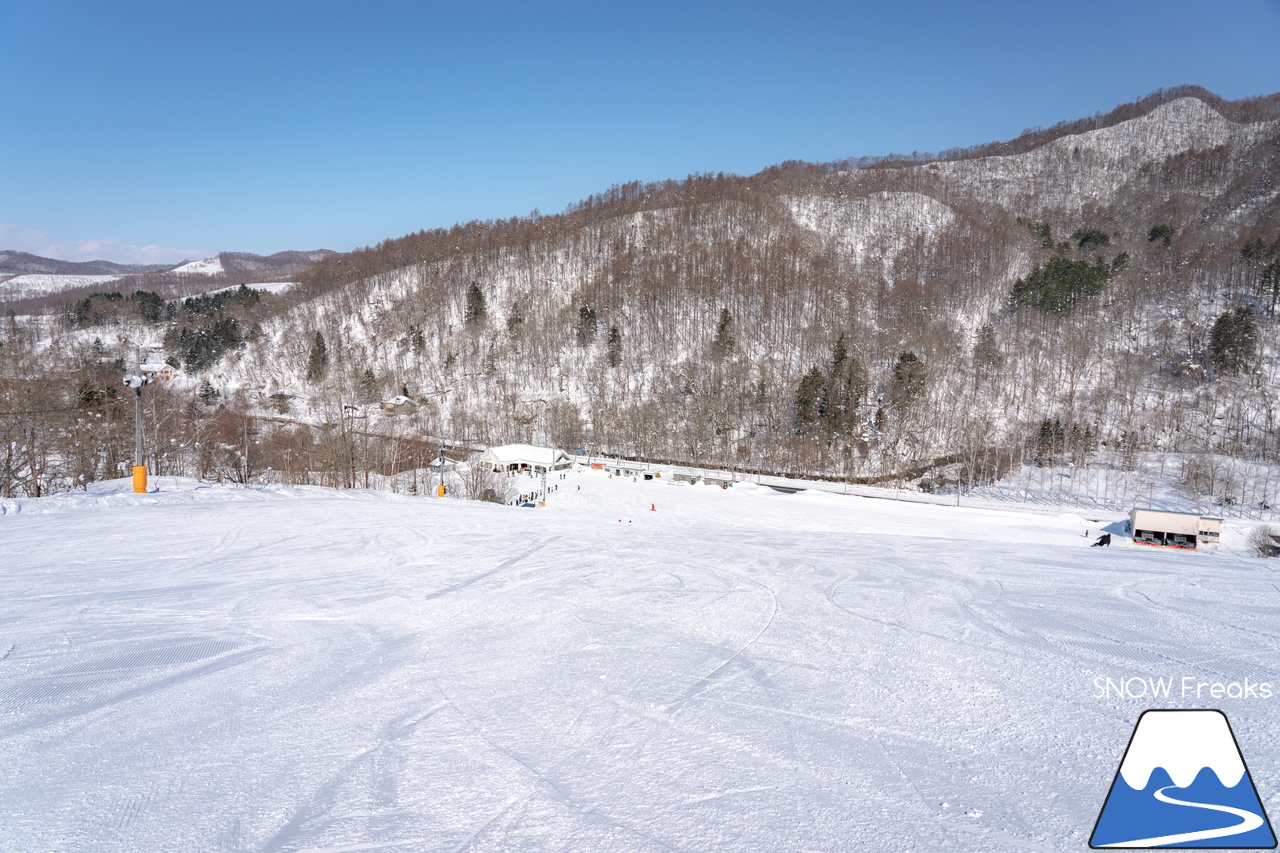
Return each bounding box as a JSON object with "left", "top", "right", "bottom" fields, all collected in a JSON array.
[
  {"left": 0, "top": 273, "right": 122, "bottom": 300},
  {"left": 205, "top": 280, "right": 295, "bottom": 296},
  {"left": 2, "top": 470, "right": 1277, "bottom": 852}
]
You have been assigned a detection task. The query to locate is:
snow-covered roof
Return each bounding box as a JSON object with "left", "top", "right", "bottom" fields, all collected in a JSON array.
[
  {"left": 1132, "top": 507, "right": 1220, "bottom": 521},
  {"left": 479, "top": 444, "right": 569, "bottom": 466}
]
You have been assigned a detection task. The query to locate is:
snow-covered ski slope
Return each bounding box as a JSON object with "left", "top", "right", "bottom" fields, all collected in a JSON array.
[{"left": 2, "top": 470, "right": 1277, "bottom": 852}]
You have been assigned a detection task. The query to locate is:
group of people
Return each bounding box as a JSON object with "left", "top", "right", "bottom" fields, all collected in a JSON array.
[{"left": 506, "top": 470, "right": 572, "bottom": 505}]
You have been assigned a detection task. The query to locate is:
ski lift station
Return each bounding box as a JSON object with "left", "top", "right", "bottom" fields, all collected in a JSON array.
[
  {"left": 1129, "top": 507, "right": 1222, "bottom": 549},
  {"left": 476, "top": 444, "right": 573, "bottom": 474}
]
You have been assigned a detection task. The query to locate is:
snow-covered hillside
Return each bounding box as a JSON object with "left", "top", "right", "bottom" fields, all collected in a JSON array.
[
  {"left": 206, "top": 280, "right": 295, "bottom": 295},
  {"left": 170, "top": 256, "right": 224, "bottom": 275},
  {"left": 928, "top": 97, "right": 1280, "bottom": 215},
  {"left": 789, "top": 191, "right": 956, "bottom": 282},
  {"left": 2, "top": 470, "right": 1276, "bottom": 851},
  {"left": 0, "top": 273, "right": 121, "bottom": 300},
  {"left": 7, "top": 89, "right": 1280, "bottom": 513},
  {"left": 170, "top": 90, "right": 1280, "bottom": 492}
]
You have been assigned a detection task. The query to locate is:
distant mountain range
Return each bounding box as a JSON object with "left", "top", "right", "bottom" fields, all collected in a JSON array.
[
  {"left": 0, "top": 251, "right": 169, "bottom": 276},
  {"left": 0, "top": 249, "right": 337, "bottom": 278}
]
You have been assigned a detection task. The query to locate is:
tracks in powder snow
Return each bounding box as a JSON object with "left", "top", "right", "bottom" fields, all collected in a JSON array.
[
  {"left": 258, "top": 702, "right": 452, "bottom": 853},
  {"left": 0, "top": 640, "right": 270, "bottom": 737},
  {"left": 423, "top": 536, "right": 562, "bottom": 601},
  {"left": 427, "top": 679, "right": 691, "bottom": 853},
  {"left": 415, "top": 539, "right": 799, "bottom": 851},
  {"left": 663, "top": 563, "right": 779, "bottom": 716}
]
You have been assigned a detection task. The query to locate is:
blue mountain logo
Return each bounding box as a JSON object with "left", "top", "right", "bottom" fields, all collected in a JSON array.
[{"left": 1091, "top": 709, "right": 1276, "bottom": 848}]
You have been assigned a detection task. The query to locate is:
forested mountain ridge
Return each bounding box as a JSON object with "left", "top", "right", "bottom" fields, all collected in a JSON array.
[
  {"left": 0, "top": 251, "right": 168, "bottom": 276},
  {"left": 238, "top": 90, "right": 1280, "bottom": 469},
  {"left": 5, "top": 87, "right": 1280, "bottom": 499},
  {"left": 0, "top": 249, "right": 339, "bottom": 320},
  {"left": 0, "top": 249, "right": 337, "bottom": 291}
]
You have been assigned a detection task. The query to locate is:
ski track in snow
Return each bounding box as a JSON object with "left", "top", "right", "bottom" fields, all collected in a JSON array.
[{"left": 1, "top": 470, "right": 1277, "bottom": 851}]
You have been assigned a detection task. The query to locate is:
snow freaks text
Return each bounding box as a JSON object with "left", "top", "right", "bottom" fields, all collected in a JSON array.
[{"left": 1094, "top": 676, "right": 1274, "bottom": 701}]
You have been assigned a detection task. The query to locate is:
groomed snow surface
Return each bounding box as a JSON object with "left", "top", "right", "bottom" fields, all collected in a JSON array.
[{"left": 2, "top": 471, "right": 1277, "bottom": 852}]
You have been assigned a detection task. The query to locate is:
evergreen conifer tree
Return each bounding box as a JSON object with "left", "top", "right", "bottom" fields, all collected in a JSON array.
[
  {"left": 197, "top": 379, "right": 221, "bottom": 405},
  {"left": 576, "top": 306, "right": 597, "bottom": 346},
  {"left": 1072, "top": 228, "right": 1111, "bottom": 250},
  {"left": 713, "top": 307, "right": 735, "bottom": 355},
  {"left": 1148, "top": 224, "right": 1176, "bottom": 247},
  {"left": 1241, "top": 238, "right": 1270, "bottom": 262},
  {"left": 1209, "top": 307, "right": 1259, "bottom": 376},
  {"left": 973, "top": 324, "right": 1002, "bottom": 375},
  {"left": 306, "top": 332, "right": 329, "bottom": 382},
  {"left": 891, "top": 352, "right": 926, "bottom": 405},
  {"left": 1010, "top": 256, "right": 1110, "bottom": 312},
  {"left": 794, "top": 366, "right": 825, "bottom": 432},
  {"left": 358, "top": 368, "right": 378, "bottom": 402},
  {"left": 821, "top": 334, "right": 858, "bottom": 433},
  {"left": 465, "top": 283, "right": 487, "bottom": 324},
  {"left": 1262, "top": 262, "right": 1280, "bottom": 312}
]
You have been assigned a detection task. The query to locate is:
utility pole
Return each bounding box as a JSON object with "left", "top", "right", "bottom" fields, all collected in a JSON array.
[
  {"left": 437, "top": 441, "right": 446, "bottom": 497},
  {"left": 134, "top": 348, "right": 143, "bottom": 471},
  {"left": 123, "top": 347, "right": 151, "bottom": 493}
]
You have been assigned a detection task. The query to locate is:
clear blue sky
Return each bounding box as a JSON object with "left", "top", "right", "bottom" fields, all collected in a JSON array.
[{"left": 3, "top": 0, "right": 1279, "bottom": 263}]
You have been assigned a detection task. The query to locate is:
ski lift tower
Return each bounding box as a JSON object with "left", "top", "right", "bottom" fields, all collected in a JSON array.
[
  {"left": 436, "top": 442, "right": 446, "bottom": 497},
  {"left": 122, "top": 350, "right": 153, "bottom": 493}
]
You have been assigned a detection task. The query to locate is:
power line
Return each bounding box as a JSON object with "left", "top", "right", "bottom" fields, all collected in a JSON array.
[{"left": 0, "top": 405, "right": 97, "bottom": 416}]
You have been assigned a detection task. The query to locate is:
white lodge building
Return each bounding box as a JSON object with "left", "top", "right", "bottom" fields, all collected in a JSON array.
[
  {"left": 1129, "top": 507, "right": 1222, "bottom": 549},
  {"left": 476, "top": 444, "right": 573, "bottom": 474}
]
